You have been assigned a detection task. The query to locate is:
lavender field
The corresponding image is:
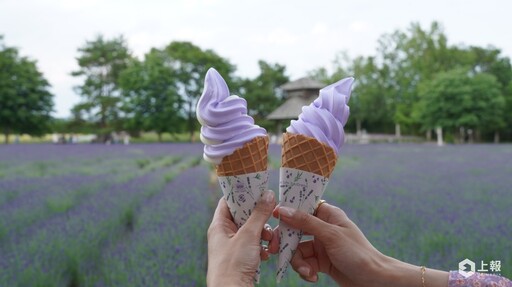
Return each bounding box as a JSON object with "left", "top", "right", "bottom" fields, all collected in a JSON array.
[{"left": 0, "top": 143, "right": 511, "bottom": 286}]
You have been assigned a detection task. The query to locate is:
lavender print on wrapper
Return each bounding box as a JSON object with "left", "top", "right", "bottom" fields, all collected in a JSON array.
[
  {"left": 277, "top": 167, "right": 329, "bottom": 282},
  {"left": 218, "top": 170, "right": 269, "bottom": 283},
  {"left": 218, "top": 171, "right": 269, "bottom": 228}
]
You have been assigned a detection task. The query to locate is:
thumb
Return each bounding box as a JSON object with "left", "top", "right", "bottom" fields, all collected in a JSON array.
[
  {"left": 238, "top": 190, "right": 275, "bottom": 238},
  {"left": 278, "top": 206, "right": 335, "bottom": 242}
]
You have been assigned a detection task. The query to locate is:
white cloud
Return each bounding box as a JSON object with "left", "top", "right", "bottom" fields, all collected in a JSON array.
[
  {"left": 249, "top": 28, "right": 299, "bottom": 46},
  {"left": 349, "top": 20, "right": 372, "bottom": 33},
  {"left": 312, "top": 22, "right": 329, "bottom": 35},
  {"left": 49, "top": 0, "right": 102, "bottom": 11}
]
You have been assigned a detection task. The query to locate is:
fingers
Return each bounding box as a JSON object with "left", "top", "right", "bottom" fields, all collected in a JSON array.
[
  {"left": 291, "top": 241, "right": 319, "bottom": 282},
  {"left": 261, "top": 224, "right": 273, "bottom": 241},
  {"left": 239, "top": 190, "right": 275, "bottom": 237},
  {"left": 260, "top": 245, "right": 270, "bottom": 261},
  {"left": 267, "top": 226, "right": 280, "bottom": 254},
  {"left": 277, "top": 205, "right": 338, "bottom": 242},
  {"left": 207, "top": 198, "right": 234, "bottom": 239},
  {"left": 314, "top": 202, "right": 349, "bottom": 226},
  {"left": 211, "top": 197, "right": 232, "bottom": 223}
]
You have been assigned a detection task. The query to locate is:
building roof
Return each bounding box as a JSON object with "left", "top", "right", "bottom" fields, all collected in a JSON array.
[
  {"left": 279, "top": 77, "right": 324, "bottom": 91},
  {"left": 266, "top": 95, "right": 316, "bottom": 120}
]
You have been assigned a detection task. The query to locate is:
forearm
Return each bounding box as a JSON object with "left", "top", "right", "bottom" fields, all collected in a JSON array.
[{"left": 376, "top": 256, "right": 449, "bottom": 287}]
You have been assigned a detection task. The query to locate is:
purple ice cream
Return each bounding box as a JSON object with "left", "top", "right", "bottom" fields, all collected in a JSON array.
[
  {"left": 197, "top": 68, "right": 266, "bottom": 164},
  {"left": 286, "top": 77, "right": 354, "bottom": 155}
]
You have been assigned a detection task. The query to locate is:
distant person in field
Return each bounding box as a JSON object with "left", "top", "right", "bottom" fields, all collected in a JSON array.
[{"left": 207, "top": 190, "right": 511, "bottom": 287}]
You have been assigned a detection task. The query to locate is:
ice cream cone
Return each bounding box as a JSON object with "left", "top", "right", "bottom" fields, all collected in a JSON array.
[
  {"left": 197, "top": 68, "right": 271, "bottom": 282},
  {"left": 277, "top": 133, "right": 337, "bottom": 282},
  {"left": 217, "top": 135, "right": 269, "bottom": 283},
  {"left": 277, "top": 76, "right": 353, "bottom": 282},
  {"left": 281, "top": 132, "right": 337, "bottom": 178},
  {"left": 217, "top": 136, "right": 269, "bottom": 177}
]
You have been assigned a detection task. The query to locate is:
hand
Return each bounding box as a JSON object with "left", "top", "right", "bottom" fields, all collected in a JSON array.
[
  {"left": 207, "top": 190, "right": 279, "bottom": 287},
  {"left": 275, "top": 202, "right": 383, "bottom": 285},
  {"left": 276, "top": 202, "right": 449, "bottom": 287}
]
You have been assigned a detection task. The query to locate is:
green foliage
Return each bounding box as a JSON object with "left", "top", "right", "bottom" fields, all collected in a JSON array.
[
  {"left": 241, "top": 60, "right": 289, "bottom": 128},
  {"left": 46, "top": 197, "right": 75, "bottom": 213},
  {"left": 376, "top": 22, "right": 454, "bottom": 129},
  {"left": 310, "top": 22, "right": 512, "bottom": 141},
  {"left": 119, "top": 49, "right": 185, "bottom": 138},
  {"left": 308, "top": 51, "right": 352, "bottom": 85},
  {"left": 119, "top": 205, "right": 137, "bottom": 232},
  {"left": 136, "top": 158, "right": 151, "bottom": 169},
  {"left": 505, "top": 82, "right": 512, "bottom": 139},
  {"left": 71, "top": 35, "right": 133, "bottom": 131},
  {"left": 163, "top": 41, "right": 236, "bottom": 140},
  {"left": 5, "top": 21, "right": 512, "bottom": 142},
  {"left": 0, "top": 223, "right": 5, "bottom": 241},
  {"left": 419, "top": 69, "right": 505, "bottom": 133},
  {"left": 350, "top": 56, "right": 394, "bottom": 132},
  {"left": 0, "top": 35, "right": 54, "bottom": 143}
]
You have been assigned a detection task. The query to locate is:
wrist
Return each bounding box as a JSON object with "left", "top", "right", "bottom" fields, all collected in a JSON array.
[
  {"left": 378, "top": 256, "right": 421, "bottom": 287},
  {"left": 207, "top": 270, "right": 253, "bottom": 287},
  {"left": 375, "top": 256, "right": 448, "bottom": 287}
]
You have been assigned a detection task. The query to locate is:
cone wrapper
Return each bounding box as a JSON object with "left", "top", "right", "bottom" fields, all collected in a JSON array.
[
  {"left": 218, "top": 170, "right": 269, "bottom": 283},
  {"left": 276, "top": 167, "right": 329, "bottom": 282}
]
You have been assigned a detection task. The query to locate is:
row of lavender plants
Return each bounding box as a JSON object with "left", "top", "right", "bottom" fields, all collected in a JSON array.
[
  {"left": 1, "top": 143, "right": 510, "bottom": 286},
  {"left": 0, "top": 144, "right": 204, "bottom": 286}
]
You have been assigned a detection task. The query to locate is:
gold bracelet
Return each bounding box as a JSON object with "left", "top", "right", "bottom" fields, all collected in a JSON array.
[{"left": 420, "top": 266, "right": 426, "bottom": 287}]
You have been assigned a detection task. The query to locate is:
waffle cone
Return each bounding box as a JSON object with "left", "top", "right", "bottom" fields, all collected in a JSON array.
[
  {"left": 281, "top": 133, "right": 337, "bottom": 178},
  {"left": 216, "top": 136, "right": 269, "bottom": 176}
]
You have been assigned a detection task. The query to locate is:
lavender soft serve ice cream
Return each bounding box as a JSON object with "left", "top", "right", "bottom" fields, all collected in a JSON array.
[
  {"left": 197, "top": 68, "right": 266, "bottom": 164},
  {"left": 286, "top": 77, "right": 354, "bottom": 154}
]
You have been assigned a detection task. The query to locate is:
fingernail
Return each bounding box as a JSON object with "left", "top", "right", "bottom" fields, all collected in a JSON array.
[
  {"left": 298, "top": 266, "right": 310, "bottom": 277},
  {"left": 279, "top": 206, "right": 295, "bottom": 217},
  {"left": 311, "top": 274, "right": 318, "bottom": 282},
  {"left": 262, "top": 190, "right": 274, "bottom": 204}
]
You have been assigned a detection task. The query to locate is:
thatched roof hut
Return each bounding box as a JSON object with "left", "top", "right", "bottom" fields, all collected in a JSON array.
[
  {"left": 266, "top": 77, "right": 324, "bottom": 139},
  {"left": 267, "top": 77, "right": 324, "bottom": 121}
]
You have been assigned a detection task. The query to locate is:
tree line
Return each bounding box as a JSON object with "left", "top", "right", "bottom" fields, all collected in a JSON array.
[
  {"left": 1, "top": 21, "right": 511, "bottom": 143},
  {"left": 311, "top": 22, "right": 512, "bottom": 143}
]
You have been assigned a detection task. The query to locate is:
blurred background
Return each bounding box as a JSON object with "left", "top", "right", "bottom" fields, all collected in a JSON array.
[
  {"left": 1, "top": 0, "right": 511, "bottom": 286},
  {"left": 1, "top": 0, "right": 511, "bottom": 143}
]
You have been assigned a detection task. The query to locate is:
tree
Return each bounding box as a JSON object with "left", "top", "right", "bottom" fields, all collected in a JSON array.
[
  {"left": 163, "top": 41, "right": 236, "bottom": 141},
  {"left": 419, "top": 69, "right": 505, "bottom": 142},
  {"left": 0, "top": 36, "right": 54, "bottom": 143},
  {"left": 349, "top": 56, "right": 393, "bottom": 134},
  {"left": 466, "top": 46, "right": 512, "bottom": 141},
  {"left": 308, "top": 51, "right": 351, "bottom": 84},
  {"left": 119, "top": 48, "right": 185, "bottom": 141},
  {"left": 377, "top": 22, "right": 453, "bottom": 135},
  {"left": 305, "top": 21, "right": 511, "bottom": 141},
  {"left": 71, "top": 35, "right": 132, "bottom": 135},
  {"left": 505, "top": 82, "right": 512, "bottom": 141},
  {"left": 241, "top": 60, "right": 289, "bottom": 127}
]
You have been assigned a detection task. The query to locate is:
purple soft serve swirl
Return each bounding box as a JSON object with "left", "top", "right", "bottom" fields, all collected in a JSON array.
[
  {"left": 286, "top": 77, "right": 354, "bottom": 155},
  {"left": 197, "top": 68, "right": 266, "bottom": 164}
]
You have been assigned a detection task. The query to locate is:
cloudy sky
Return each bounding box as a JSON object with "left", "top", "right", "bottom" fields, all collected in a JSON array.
[{"left": 1, "top": 0, "right": 511, "bottom": 117}]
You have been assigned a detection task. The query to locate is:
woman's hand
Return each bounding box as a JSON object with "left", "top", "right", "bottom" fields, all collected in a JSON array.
[
  {"left": 275, "top": 202, "right": 385, "bottom": 286},
  {"left": 207, "top": 190, "right": 278, "bottom": 287},
  {"left": 276, "top": 202, "right": 449, "bottom": 287}
]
